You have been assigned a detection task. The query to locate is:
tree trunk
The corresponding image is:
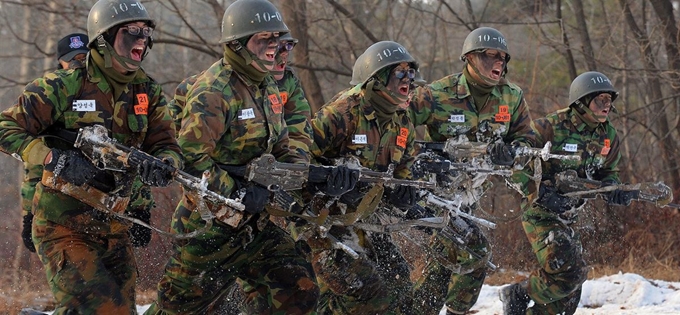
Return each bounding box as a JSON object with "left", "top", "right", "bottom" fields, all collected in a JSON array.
[
  {"left": 280, "top": 0, "right": 326, "bottom": 113},
  {"left": 572, "top": 0, "right": 597, "bottom": 70},
  {"left": 649, "top": 0, "right": 680, "bottom": 196},
  {"left": 619, "top": 0, "right": 680, "bottom": 193}
]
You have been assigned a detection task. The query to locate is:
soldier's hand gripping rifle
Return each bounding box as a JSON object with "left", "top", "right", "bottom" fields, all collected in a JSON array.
[
  {"left": 74, "top": 125, "right": 246, "bottom": 232},
  {"left": 554, "top": 169, "right": 676, "bottom": 208}
]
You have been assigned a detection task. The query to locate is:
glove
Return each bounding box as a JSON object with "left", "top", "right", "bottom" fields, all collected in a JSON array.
[
  {"left": 608, "top": 189, "right": 638, "bottom": 206},
  {"left": 308, "top": 165, "right": 359, "bottom": 196},
  {"left": 138, "top": 158, "right": 174, "bottom": 187},
  {"left": 338, "top": 182, "right": 368, "bottom": 207},
  {"left": 44, "top": 149, "right": 98, "bottom": 186},
  {"left": 126, "top": 207, "right": 152, "bottom": 247},
  {"left": 21, "top": 213, "right": 35, "bottom": 253},
  {"left": 535, "top": 185, "right": 581, "bottom": 213},
  {"left": 388, "top": 185, "right": 418, "bottom": 210},
  {"left": 233, "top": 183, "right": 271, "bottom": 214},
  {"left": 487, "top": 142, "right": 515, "bottom": 166}
]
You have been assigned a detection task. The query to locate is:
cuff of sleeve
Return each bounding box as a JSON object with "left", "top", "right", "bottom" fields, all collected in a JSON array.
[{"left": 22, "top": 139, "right": 50, "bottom": 165}]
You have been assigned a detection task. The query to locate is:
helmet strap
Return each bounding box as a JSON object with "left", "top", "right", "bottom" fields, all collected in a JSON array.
[{"left": 228, "top": 40, "right": 274, "bottom": 73}]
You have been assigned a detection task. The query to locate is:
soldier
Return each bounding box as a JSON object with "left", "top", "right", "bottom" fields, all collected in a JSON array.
[
  {"left": 271, "top": 32, "right": 314, "bottom": 156},
  {"left": 20, "top": 33, "right": 90, "bottom": 254},
  {"left": 500, "top": 71, "right": 635, "bottom": 315},
  {"left": 144, "top": 1, "right": 322, "bottom": 314},
  {"left": 307, "top": 40, "right": 420, "bottom": 314},
  {"left": 0, "top": 0, "right": 181, "bottom": 313},
  {"left": 407, "top": 26, "right": 535, "bottom": 314}
]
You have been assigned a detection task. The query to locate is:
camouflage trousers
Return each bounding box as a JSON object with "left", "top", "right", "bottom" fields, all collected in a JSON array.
[
  {"left": 410, "top": 215, "right": 490, "bottom": 314},
  {"left": 307, "top": 226, "right": 392, "bottom": 315},
  {"left": 145, "top": 200, "right": 319, "bottom": 315},
  {"left": 32, "top": 211, "right": 137, "bottom": 315},
  {"left": 521, "top": 205, "right": 587, "bottom": 315}
]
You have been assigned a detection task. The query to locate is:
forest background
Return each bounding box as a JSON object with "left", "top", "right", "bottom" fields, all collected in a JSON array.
[{"left": 0, "top": 0, "right": 679, "bottom": 312}]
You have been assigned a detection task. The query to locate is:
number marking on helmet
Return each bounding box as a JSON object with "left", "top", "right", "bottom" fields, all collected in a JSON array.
[
  {"left": 254, "top": 11, "right": 282, "bottom": 23},
  {"left": 111, "top": 1, "right": 146, "bottom": 15}
]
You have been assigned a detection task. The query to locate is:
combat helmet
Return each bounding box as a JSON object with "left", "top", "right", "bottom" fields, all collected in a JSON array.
[
  {"left": 220, "top": 0, "right": 289, "bottom": 44},
  {"left": 350, "top": 41, "right": 418, "bottom": 86},
  {"left": 460, "top": 27, "right": 510, "bottom": 63},
  {"left": 569, "top": 71, "right": 619, "bottom": 106},
  {"left": 87, "top": 0, "right": 155, "bottom": 48}
]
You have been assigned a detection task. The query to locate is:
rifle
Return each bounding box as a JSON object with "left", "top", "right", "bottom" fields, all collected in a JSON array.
[
  {"left": 219, "top": 154, "right": 309, "bottom": 192},
  {"left": 74, "top": 125, "right": 246, "bottom": 231},
  {"left": 419, "top": 135, "right": 581, "bottom": 165},
  {"left": 554, "top": 169, "right": 675, "bottom": 208},
  {"left": 333, "top": 155, "right": 437, "bottom": 189}
]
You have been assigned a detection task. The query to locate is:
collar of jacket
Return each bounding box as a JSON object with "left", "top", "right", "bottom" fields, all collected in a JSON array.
[{"left": 454, "top": 72, "right": 502, "bottom": 100}]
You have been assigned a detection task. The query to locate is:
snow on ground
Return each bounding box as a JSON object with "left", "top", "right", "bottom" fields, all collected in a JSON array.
[{"left": 464, "top": 272, "right": 680, "bottom": 315}]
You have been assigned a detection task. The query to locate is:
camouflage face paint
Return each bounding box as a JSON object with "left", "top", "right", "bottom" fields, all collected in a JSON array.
[
  {"left": 588, "top": 93, "right": 612, "bottom": 122},
  {"left": 470, "top": 49, "right": 506, "bottom": 84},
  {"left": 247, "top": 32, "right": 280, "bottom": 71},
  {"left": 385, "top": 63, "right": 413, "bottom": 102}
]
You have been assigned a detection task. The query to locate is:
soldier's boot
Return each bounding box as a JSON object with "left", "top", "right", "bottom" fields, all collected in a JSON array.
[
  {"left": 500, "top": 281, "right": 531, "bottom": 315},
  {"left": 18, "top": 309, "right": 47, "bottom": 315}
]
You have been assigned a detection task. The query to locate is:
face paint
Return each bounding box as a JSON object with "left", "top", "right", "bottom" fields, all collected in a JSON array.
[
  {"left": 247, "top": 32, "right": 279, "bottom": 71},
  {"left": 588, "top": 93, "right": 613, "bottom": 122},
  {"left": 273, "top": 40, "right": 293, "bottom": 80},
  {"left": 384, "top": 63, "right": 413, "bottom": 102},
  {"left": 112, "top": 22, "right": 149, "bottom": 71},
  {"left": 469, "top": 49, "right": 506, "bottom": 85}
]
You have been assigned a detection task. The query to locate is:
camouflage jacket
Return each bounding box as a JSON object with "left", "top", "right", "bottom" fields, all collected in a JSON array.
[
  {"left": 515, "top": 107, "right": 621, "bottom": 201},
  {"left": 178, "top": 59, "right": 307, "bottom": 197},
  {"left": 167, "top": 73, "right": 200, "bottom": 133},
  {"left": 310, "top": 85, "right": 416, "bottom": 179},
  {"left": 408, "top": 72, "right": 534, "bottom": 146},
  {"left": 277, "top": 66, "right": 313, "bottom": 157},
  {"left": 0, "top": 61, "right": 181, "bottom": 226}
]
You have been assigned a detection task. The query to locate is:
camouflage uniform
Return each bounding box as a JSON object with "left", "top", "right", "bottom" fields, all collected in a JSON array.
[
  {"left": 0, "top": 56, "right": 181, "bottom": 314},
  {"left": 145, "top": 59, "right": 318, "bottom": 315},
  {"left": 166, "top": 73, "right": 199, "bottom": 133},
  {"left": 513, "top": 106, "right": 620, "bottom": 314},
  {"left": 309, "top": 84, "right": 417, "bottom": 315},
  {"left": 407, "top": 72, "right": 535, "bottom": 313},
  {"left": 277, "top": 66, "right": 314, "bottom": 157}
]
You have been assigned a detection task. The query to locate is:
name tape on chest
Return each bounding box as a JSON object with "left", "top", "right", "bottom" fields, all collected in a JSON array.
[
  {"left": 73, "top": 100, "right": 96, "bottom": 112},
  {"left": 239, "top": 108, "right": 256, "bottom": 120},
  {"left": 563, "top": 143, "right": 578, "bottom": 152},
  {"left": 448, "top": 115, "right": 465, "bottom": 123},
  {"left": 352, "top": 134, "right": 368, "bottom": 144}
]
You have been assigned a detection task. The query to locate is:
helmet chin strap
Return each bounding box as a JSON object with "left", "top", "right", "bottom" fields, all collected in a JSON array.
[
  {"left": 229, "top": 41, "right": 274, "bottom": 73},
  {"left": 96, "top": 36, "right": 142, "bottom": 71}
]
